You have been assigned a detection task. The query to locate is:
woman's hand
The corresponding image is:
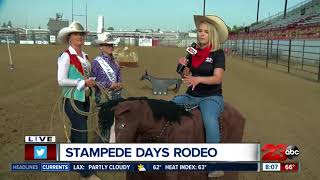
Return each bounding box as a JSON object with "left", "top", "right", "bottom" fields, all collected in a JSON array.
[
  {"left": 182, "top": 75, "right": 201, "bottom": 91},
  {"left": 110, "top": 82, "right": 117, "bottom": 90},
  {"left": 110, "top": 82, "right": 122, "bottom": 90},
  {"left": 85, "top": 79, "right": 95, "bottom": 87},
  {"left": 115, "top": 83, "right": 123, "bottom": 90},
  {"left": 178, "top": 57, "right": 187, "bottom": 65},
  {"left": 178, "top": 57, "right": 190, "bottom": 77}
]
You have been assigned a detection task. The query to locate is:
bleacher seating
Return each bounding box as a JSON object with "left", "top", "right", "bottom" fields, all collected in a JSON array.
[
  {"left": 251, "top": 0, "right": 320, "bottom": 31},
  {"left": 231, "top": 0, "right": 320, "bottom": 40}
]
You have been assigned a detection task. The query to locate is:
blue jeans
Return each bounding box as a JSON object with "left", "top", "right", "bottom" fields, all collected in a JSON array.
[
  {"left": 172, "top": 94, "right": 224, "bottom": 143},
  {"left": 64, "top": 98, "right": 93, "bottom": 177}
]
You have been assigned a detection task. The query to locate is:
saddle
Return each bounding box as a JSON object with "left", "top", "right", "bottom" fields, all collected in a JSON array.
[{"left": 181, "top": 102, "right": 245, "bottom": 143}]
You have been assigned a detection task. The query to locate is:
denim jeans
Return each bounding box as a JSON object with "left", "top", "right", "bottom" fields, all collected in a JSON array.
[
  {"left": 172, "top": 94, "right": 224, "bottom": 143},
  {"left": 64, "top": 98, "right": 93, "bottom": 177}
]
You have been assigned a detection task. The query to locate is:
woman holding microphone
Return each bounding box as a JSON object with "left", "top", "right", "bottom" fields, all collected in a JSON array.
[{"left": 173, "top": 15, "right": 228, "bottom": 178}]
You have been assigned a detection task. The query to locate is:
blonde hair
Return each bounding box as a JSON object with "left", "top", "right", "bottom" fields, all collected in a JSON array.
[{"left": 197, "top": 21, "right": 220, "bottom": 52}]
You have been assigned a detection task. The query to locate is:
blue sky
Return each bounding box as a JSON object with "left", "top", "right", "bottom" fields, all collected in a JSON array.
[{"left": 0, "top": 0, "right": 307, "bottom": 31}]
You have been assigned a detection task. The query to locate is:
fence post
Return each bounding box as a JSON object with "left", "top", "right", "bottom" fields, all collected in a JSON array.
[
  {"left": 288, "top": 39, "right": 292, "bottom": 73},
  {"left": 318, "top": 53, "right": 320, "bottom": 82},
  {"left": 270, "top": 40, "right": 273, "bottom": 59},
  {"left": 259, "top": 39, "right": 262, "bottom": 56},
  {"left": 266, "top": 39, "right": 270, "bottom": 68},
  {"left": 276, "top": 40, "right": 279, "bottom": 64},
  {"left": 247, "top": 39, "right": 250, "bottom": 56},
  {"left": 233, "top": 40, "right": 235, "bottom": 50},
  {"left": 235, "top": 40, "right": 237, "bottom": 53},
  {"left": 252, "top": 39, "right": 255, "bottom": 62},
  {"left": 242, "top": 39, "right": 245, "bottom": 60},
  {"left": 301, "top": 40, "right": 305, "bottom": 70}
]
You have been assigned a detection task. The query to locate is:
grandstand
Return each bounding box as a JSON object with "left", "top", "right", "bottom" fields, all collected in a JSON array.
[
  {"left": 251, "top": 0, "right": 320, "bottom": 31},
  {"left": 230, "top": 0, "right": 320, "bottom": 40}
]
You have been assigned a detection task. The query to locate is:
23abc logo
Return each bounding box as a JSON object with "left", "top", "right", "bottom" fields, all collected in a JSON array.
[{"left": 261, "top": 144, "right": 300, "bottom": 161}]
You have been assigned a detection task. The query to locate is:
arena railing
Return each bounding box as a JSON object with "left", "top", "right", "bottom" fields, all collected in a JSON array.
[{"left": 222, "top": 38, "right": 320, "bottom": 82}]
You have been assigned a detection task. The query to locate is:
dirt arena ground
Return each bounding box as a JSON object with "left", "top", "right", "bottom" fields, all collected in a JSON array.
[{"left": 0, "top": 45, "right": 319, "bottom": 180}]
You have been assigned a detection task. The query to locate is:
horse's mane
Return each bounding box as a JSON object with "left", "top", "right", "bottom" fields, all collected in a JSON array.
[{"left": 98, "top": 97, "right": 193, "bottom": 131}]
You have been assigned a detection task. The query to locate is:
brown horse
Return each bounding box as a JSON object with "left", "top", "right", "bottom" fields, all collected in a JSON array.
[{"left": 98, "top": 97, "right": 246, "bottom": 180}]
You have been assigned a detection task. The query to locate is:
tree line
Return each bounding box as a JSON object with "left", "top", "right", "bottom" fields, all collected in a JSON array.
[{"left": 1, "top": 20, "right": 12, "bottom": 28}]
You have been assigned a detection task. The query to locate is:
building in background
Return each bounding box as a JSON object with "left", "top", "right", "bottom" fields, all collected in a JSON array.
[{"left": 47, "top": 13, "right": 69, "bottom": 36}]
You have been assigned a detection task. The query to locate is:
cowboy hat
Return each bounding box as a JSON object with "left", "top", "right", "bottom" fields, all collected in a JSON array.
[
  {"left": 57, "top": 21, "right": 87, "bottom": 44},
  {"left": 93, "top": 32, "right": 117, "bottom": 46},
  {"left": 194, "top": 15, "right": 229, "bottom": 43}
]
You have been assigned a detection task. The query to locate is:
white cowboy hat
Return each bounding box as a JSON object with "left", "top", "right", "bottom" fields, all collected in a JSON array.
[
  {"left": 57, "top": 21, "right": 87, "bottom": 44},
  {"left": 194, "top": 15, "right": 229, "bottom": 43},
  {"left": 94, "top": 32, "right": 117, "bottom": 45}
]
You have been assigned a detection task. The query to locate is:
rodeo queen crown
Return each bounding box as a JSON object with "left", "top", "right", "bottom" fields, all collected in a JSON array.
[{"left": 56, "top": 21, "right": 101, "bottom": 180}]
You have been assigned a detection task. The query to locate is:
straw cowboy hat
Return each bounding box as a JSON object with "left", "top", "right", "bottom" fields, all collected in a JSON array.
[
  {"left": 194, "top": 15, "right": 229, "bottom": 43},
  {"left": 57, "top": 21, "right": 87, "bottom": 44},
  {"left": 93, "top": 32, "right": 117, "bottom": 45}
]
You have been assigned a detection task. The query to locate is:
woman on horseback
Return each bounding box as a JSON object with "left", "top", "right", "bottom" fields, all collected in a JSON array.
[
  {"left": 91, "top": 32, "right": 122, "bottom": 103},
  {"left": 57, "top": 22, "right": 100, "bottom": 180},
  {"left": 173, "top": 15, "right": 228, "bottom": 178},
  {"left": 173, "top": 15, "right": 228, "bottom": 147}
]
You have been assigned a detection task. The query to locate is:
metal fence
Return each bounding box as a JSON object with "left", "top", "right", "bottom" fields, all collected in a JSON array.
[{"left": 222, "top": 39, "right": 320, "bottom": 82}]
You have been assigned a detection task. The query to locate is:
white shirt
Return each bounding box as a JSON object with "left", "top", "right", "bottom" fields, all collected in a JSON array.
[{"left": 57, "top": 46, "right": 91, "bottom": 90}]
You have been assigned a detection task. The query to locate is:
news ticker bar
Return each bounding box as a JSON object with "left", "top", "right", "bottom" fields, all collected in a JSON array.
[{"left": 11, "top": 162, "right": 259, "bottom": 172}]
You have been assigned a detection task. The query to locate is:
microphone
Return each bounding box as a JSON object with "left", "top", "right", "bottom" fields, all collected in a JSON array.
[{"left": 176, "top": 42, "right": 197, "bottom": 73}]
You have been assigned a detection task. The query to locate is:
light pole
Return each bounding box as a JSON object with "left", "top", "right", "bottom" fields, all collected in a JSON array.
[
  {"left": 257, "top": 0, "right": 260, "bottom": 23},
  {"left": 71, "top": 0, "right": 88, "bottom": 31},
  {"left": 203, "top": 0, "right": 206, "bottom": 16},
  {"left": 284, "top": 0, "right": 288, "bottom": 19},
  {"left": 71, "top": 0, "right": 73, "bottom": 22}
]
